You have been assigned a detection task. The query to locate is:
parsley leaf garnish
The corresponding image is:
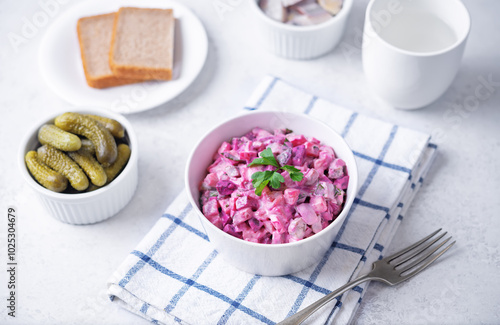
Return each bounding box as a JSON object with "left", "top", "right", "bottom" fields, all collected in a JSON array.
[
  {"left": 248, "top": 148, "right": 280, "bottom": 168},
  {"left": 249, "top": 148, "right": 304, "bottom": 196},
  {"left": 281, "top": 165, "right": 304, "bottom": 182}
]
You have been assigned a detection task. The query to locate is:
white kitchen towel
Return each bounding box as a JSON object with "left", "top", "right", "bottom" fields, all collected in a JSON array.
[{"left": 107, "top": 76, "right": 437, "bottom": 325}]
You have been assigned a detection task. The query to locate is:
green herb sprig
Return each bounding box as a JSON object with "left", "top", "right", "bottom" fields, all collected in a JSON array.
[{"left": 249, "top": 148, "right": 304, "bottom": 196}]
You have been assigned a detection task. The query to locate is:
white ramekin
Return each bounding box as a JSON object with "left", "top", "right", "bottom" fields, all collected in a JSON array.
[
  {"left": 249, "top": 0, "right": 353, "bottom": 60},
  {"left": 18, "top": 108, "right": 138, "bottom": 225},
  {"left": 185, "top": 111, "right": 358, "bottom": 276}
]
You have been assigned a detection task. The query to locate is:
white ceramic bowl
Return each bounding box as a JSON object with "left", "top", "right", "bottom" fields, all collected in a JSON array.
[
  {"left": 249, "top": 0, "right": 353, "bottom": 60},
  {"left": 18, "top": 108, "right": 138, "bottom": 225},
  {"left": 185, "top": 111, "right": 358, "bottom": 276}
]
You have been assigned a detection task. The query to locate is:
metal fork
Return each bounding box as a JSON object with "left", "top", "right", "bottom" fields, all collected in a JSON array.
[{"left": 278, "top": 229, "right": 455, "bottom": 325}]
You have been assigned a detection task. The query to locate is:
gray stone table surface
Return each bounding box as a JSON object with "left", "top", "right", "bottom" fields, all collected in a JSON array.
[{"left": 1, "top": 0, "right": 499, "bottom": 324}]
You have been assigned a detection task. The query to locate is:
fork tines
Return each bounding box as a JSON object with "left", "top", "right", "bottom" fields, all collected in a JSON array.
[{"left": 385, "top": 228, "right": 455, "bottom": 277}]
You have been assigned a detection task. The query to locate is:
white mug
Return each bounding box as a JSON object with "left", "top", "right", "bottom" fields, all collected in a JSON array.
[{"left": 362, "top": 0, "right": 471, "bottom": 109}]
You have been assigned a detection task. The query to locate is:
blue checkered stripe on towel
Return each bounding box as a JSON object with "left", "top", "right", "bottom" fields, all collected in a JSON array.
[{"left": 107, "top": 76, "right": 437, "bottom": 325}]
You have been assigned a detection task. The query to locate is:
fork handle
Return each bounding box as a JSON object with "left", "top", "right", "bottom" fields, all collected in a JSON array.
[{"left": 276, "top": 274, "right": 372, "bottom": 325}]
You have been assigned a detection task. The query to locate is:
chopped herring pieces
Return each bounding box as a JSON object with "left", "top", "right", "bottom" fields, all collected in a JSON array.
[
  {"left": 290, "top": 2, "right": 332, "bottom": 25},
  {"left": 259, "top": 0, "right": 343, "bottom": 26},
  {"left": 281, "top": 0, "right": 303, "bottom": 6},
  {"left": 318, "top": 0, "right": 343, "bottom": 15},
  {"left": 259, "top": 0, "right": 287, "bottom": 22}
]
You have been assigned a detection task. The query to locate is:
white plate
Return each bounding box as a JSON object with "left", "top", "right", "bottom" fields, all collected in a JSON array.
[{"left": 39, "top": 0, "right": 208, "bottom": 114}]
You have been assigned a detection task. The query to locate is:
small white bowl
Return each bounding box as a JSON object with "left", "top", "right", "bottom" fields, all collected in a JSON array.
[
  {"left": 249, "top": 0, "right": 353, "bottom": 60},
  {"left": 185, "top": 111, "right": 358, "bottom": 276},
  {"left": 18, "top": 108, "right": 138, "bottom": 225}
]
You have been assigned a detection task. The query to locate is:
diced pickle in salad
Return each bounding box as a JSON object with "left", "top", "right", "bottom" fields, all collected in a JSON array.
[{"left": 199, "top": 128, "right": 349, "bottom": 244}]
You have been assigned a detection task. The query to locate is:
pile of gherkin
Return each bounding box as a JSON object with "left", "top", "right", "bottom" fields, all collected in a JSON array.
[{"left": 25, "top": 112, "right": 131, "bottom": 193}]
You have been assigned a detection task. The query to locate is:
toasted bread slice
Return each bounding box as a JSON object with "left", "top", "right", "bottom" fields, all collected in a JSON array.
[
  {"left": 109, "top": 8, "right": 174, "bottom": 80},
  {"left": 77, "top": 13, "right": 144, "bottom": 89}
]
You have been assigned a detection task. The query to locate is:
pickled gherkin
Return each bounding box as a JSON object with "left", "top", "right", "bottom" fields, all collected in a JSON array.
[
  {"left": 55, "top": 112, "right": 117, "bottom": 166},
  {"left": 86, "top": 184, "right": 100, "bottom": 192},
  {"left": 25, "top": 151, "right": 68, "bottom": 192},
  {"left": 27, "top": 112, "right": 132, "bottom": 194},
  {"left": 37, "top": 144, "right": 89, "bottom": 191},
  {"left": 68, "top": 150, "right": 107, "bottom": 186},
  {"left": 85, "top": 114, "right": 125, "bottom": 138},
  {"left": 104, "top": 144, "right": 131, "bottom": 183},
  {"left": 38, "top": 124, "right": 82, "bottom": 151},
  {"left": 80, "top": 139, "right": 96, "bottom": 155}
]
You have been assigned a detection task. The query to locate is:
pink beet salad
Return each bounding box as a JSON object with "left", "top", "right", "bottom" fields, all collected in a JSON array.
[{"left": 199, "top": 128, "right": 349, "bottom": 244}]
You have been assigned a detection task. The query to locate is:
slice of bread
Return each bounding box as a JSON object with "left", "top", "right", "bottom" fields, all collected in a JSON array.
[
  {"left": 109, "top": 8, "right": 175, "bottom": 80},
  {"left": 77, "top": 13, "right": 144, "bottom": 89}
]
